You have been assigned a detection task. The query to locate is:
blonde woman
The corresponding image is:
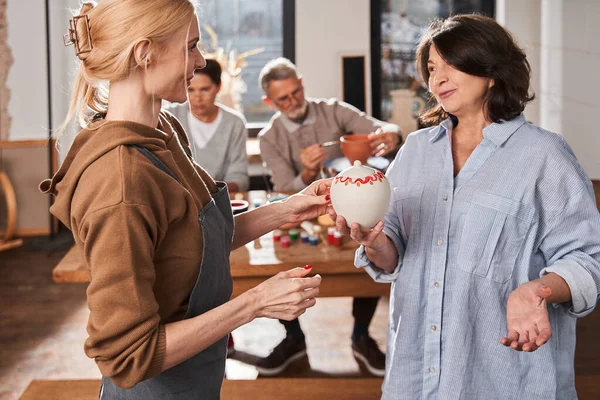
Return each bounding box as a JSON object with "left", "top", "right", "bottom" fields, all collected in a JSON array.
[{"left": 40, "top": 1, "right": 329, "bottom": 398}]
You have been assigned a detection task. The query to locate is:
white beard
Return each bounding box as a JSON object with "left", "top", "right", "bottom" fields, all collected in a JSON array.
[{"left": 284, "top": 100, "right": 309, "bottom": 121}]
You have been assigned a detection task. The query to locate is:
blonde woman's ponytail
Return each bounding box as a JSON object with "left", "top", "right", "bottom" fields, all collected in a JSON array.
[{"left": 57, "top": 0, "right": 196, "bottom": 137}]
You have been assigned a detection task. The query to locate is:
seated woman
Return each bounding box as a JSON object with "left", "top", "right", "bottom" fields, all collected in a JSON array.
[
  {"left": 170, "top": 58, "right": 249, "bottom": 192},
  {"left": 334, "top": 14, "right": 600, "bottom": 400}
]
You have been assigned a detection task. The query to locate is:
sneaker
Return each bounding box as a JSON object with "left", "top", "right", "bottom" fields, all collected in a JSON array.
[
  {"left": 227, "top": 334, "right": 236, "bottom": 358},
  {"left": 255, "top": 336, "right": 307, "bottom": 376},
  {"left": 352, "top": 336, "right": 386, "bottom": 377}
]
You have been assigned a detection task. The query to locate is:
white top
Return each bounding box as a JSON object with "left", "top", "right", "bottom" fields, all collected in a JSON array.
[
  {"left": 169, "top": 103, "right": 249, "bottom": 191},
  {"left": 187, "top": 108, "right": 223, "bottom": 149}
]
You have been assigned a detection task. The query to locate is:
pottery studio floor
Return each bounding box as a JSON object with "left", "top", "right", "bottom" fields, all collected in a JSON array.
[{"left": 0, "top": 235, "right": 389, "bottom": 400}]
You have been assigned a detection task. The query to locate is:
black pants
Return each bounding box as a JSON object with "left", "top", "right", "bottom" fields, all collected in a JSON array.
[{"left": 280, "top": 297, "right": 379, "bottom": 337}]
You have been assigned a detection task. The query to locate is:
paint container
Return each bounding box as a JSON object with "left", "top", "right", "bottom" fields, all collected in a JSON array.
[
  {"left": 253, "top": 198, "right": 265, "bottom": 209},
  {"left": 300, "top": 231, "right": 309, "bottom": 243},
  {"left": 231, "top": 200, "right": 249, "bottom": 215},
  {"left": 273, "top": 229, "right": 282, "bottom": 242},
  {"left": 281, "top": 236, "right": 291, "bottom": 248},
  {"left": 289, "top": 228, "right": 300, "bottom": 241},
  {"left": 309, "top": 234, "right": 319, "bottom": 246},
  {"left": 333, "top": 231, "right": 343, "bottom": 247},
  {"left": 313, "top": 225, "right": 322, "bottom": 234},
  {"left": 327, "top": 227, "right": 336, "bottom": 245}
]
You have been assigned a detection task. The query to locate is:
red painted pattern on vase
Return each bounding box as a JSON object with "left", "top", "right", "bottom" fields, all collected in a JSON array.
[{"left": 333, "top": 171, "right": 385, "bottom": 187}]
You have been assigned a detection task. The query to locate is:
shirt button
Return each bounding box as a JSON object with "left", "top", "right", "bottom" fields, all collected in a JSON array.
[
  {"left": 443, "top": 195, "right": 448, "bottom": 201},
  {"left": 429, "top": 367, "right": 436, "bottom": 374},
  {"left": 434, "top": 282, "right": 440, "bottom": 288},
  {"left": 431, "top": 325, "right": 437, "bottom": 331},
  {"left": 437, "top": 238, "right": 443, "bottom": 245}
]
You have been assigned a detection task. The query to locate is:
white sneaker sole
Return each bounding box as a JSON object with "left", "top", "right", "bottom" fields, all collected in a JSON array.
[
  {"left": 352, "top": 349, "right": 385, "bottom": 377},
  {"left": 255, "top": 349, "right": 308, "bottom": 376}
]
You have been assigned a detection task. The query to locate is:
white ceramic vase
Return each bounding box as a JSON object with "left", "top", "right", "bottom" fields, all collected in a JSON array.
[{"left": 329, "top": 161, "right": 391, "bottom": 228}]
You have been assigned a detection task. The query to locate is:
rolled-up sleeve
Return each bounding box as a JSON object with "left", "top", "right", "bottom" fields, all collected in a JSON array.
[
  {"left": 539, "top": 185, "right": 600, "bottom": 317},
  {"left": 355, "top": 237, "right": 404, "bottom": 283}
]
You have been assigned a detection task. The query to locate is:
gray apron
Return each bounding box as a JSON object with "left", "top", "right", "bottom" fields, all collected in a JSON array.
[{"left": 100, "top": 145, "right": 234, "bottom": 399}]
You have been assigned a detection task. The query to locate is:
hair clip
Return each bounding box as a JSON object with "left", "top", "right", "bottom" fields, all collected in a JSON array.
[{"left": 63, "top": 15, "right": 93, "bottom": 56}]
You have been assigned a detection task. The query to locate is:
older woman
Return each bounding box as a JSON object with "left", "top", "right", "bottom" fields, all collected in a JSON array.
[{"left": 334, "top": 14, "right": 600, "bottom": 399}]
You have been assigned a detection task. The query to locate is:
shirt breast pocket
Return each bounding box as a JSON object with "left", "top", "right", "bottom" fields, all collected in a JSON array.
[
  {"left": 392, "top": 184, "right": 424, "bottom": 262},
  {"left": 457, "top": 190, "right": 534, "bottom": 283}
]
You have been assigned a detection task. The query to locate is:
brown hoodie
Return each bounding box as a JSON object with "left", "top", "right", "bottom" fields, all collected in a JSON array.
[{"left": 40, "top": 111, "right": 218, "bottom": 388}]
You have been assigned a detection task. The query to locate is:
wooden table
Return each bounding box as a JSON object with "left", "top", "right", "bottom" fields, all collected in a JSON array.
[
  {"left": 53, "top": 191, "right": 390, "bottom": 299},
  {"left": 53, "top": 229, "right": 389, "bottom": 298}
]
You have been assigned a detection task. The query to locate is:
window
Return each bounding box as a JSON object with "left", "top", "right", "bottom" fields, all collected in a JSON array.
[
  {"left": 370, "top": 0, "right": 495, "bottom": 129},
  {"left": 196, "top": 0, "right": 293, "bottom": 124}
]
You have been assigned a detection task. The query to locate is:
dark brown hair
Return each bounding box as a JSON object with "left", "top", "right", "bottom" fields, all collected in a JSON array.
[
  {"left": 416, "top": 14, "right": 534, "bottom": 127},
  {"left": 194, "top": 58, "right": 222, "bottom": 86}
]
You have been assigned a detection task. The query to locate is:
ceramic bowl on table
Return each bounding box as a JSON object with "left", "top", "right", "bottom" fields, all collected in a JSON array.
[{"left": 340, "top": 134, "right": 372, "bottom": 164}]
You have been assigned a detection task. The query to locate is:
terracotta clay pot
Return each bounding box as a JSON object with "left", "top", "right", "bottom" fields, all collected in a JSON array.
[
  {"left": 340, "top": 134, "right": 371, "bottom": 164},
  {"left": 330, "top": 160, "right": 391, "bottom": 228}
]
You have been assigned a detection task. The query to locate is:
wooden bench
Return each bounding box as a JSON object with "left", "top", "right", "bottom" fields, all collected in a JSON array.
[
  {"left": 19, "top": 376, "right": 600, "bottom": 399},
  {"left": 20, "top": 378, "right": 384, "bottom": 400}
]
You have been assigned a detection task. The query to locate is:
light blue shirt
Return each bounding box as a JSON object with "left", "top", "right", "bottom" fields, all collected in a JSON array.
[{"left": 355, "top": 115, "right": 600, "bottom": 400}]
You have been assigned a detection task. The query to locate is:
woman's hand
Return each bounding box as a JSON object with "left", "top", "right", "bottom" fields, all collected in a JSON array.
[
  {"left": 334, "top": 215, "right": 398, "bottom": 273},
  {"left": 368, "top": 129, "right": 401, "bottom": 157},
  {"left": 280, "top": 178, "right": 333, "bottom": 224},
  {"left": 501, "top": 280, "right": 553, "bottom": 352},
  {"left": 250, "top": 266, "right": 322, "bottom": 320},
  {"left": 335, "top": 215, "right": 388, "bottom": 252},
  {"left": 300, "top": 144, "right": 326, "bottom": 172}
]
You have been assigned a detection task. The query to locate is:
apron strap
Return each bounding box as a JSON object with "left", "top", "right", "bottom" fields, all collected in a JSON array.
[{"left": 130, "top": 144, "right": 180, "bottom": 183}]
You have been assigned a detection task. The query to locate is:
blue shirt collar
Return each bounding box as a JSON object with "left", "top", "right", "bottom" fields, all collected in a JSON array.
[
  {"left": 430, "top": 118, "right": 454, "bottom": 142},
  {"left": 429, "top": 114, "right": 527, "bottom": 146},
  {"left": 483, "top": 114, "right": 527, "bottom": 146}
]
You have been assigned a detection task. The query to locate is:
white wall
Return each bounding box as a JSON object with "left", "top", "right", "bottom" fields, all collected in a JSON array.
[
  {"left": 496, "top": 0, "right": 541, "bottom": 125},
  {"left": 540, "top": 0, "right": 600, "bottom": 179},
  {"left": 295, "top": 0, "right": 372, "bottom": 114},
  {"left": 6, "top": 0, "right": 49, "bottom": 140},
  {"left": 499, "top": 0, "right": 600, "bottom": 179}
]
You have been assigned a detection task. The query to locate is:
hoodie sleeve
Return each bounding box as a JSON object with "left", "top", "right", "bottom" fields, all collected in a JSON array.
[{"left": 79, "top": 202, "right": 166, "bottom": 389}]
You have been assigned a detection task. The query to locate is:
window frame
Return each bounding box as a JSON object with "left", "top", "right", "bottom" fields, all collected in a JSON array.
[{"left": 369, "top": 0, "right": 495, "bottom": 120}]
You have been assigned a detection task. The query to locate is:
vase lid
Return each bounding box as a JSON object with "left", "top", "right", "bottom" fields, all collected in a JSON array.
[{"left": 337, "top": 160, "right": 379, "bottom": 178}]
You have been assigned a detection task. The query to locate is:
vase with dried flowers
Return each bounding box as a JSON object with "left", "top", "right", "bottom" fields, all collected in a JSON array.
[{"left": 200, "top": 26, "right": 263, "bottom": 112}]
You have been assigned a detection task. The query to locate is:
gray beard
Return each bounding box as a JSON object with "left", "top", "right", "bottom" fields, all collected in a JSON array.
[{"left": 284, "top": 101, "right": 309, "bottom": 122}]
